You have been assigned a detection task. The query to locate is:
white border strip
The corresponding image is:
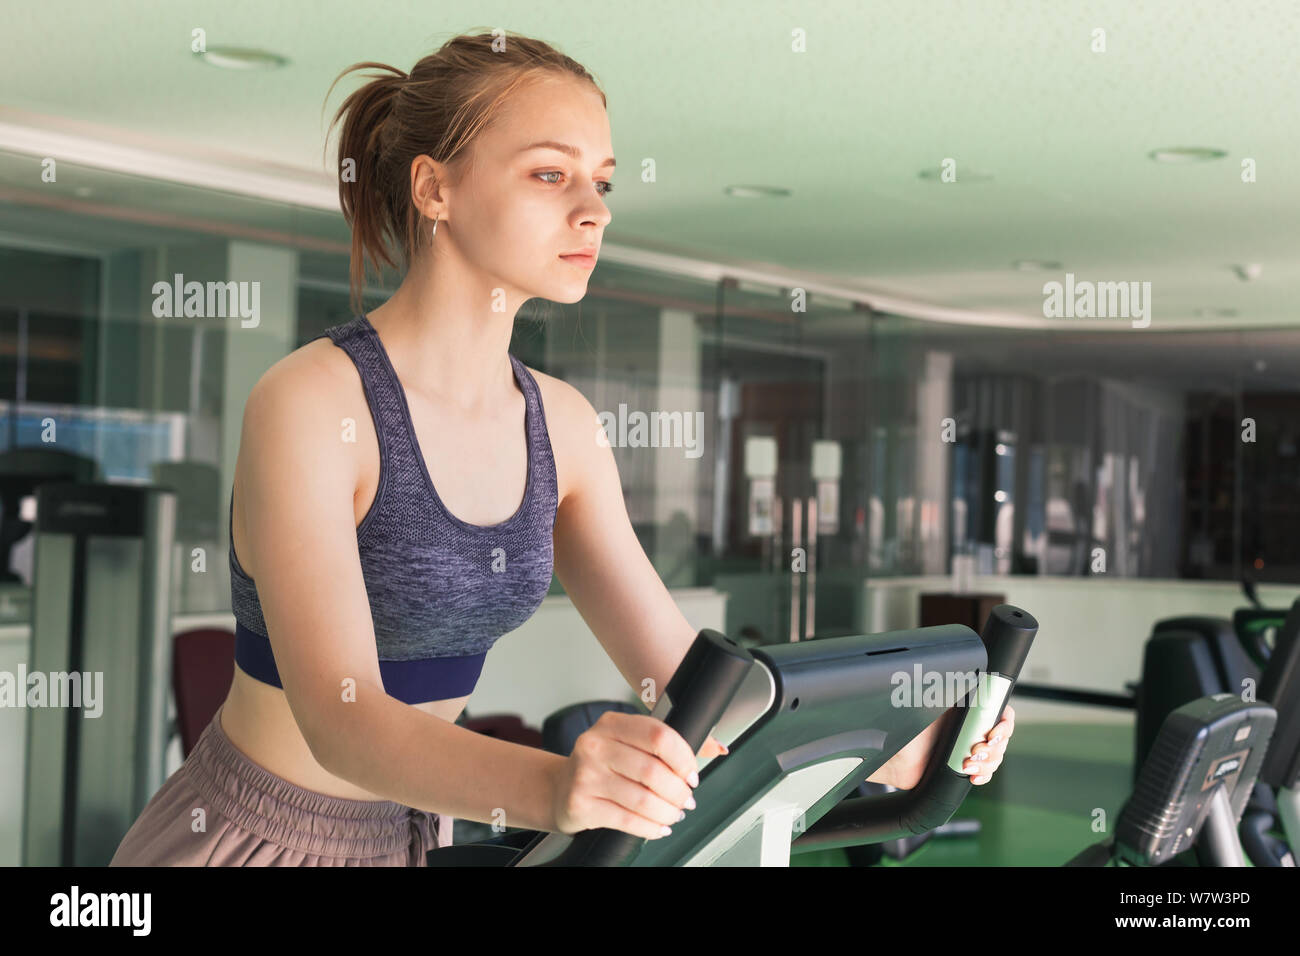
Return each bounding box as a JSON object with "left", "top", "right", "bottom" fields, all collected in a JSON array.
[{"left": 0, "top": 109, "right": 338, "bottom": 211}]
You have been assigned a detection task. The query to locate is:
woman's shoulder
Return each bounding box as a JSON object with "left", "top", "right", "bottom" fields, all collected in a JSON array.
[
  {"left": 248, "top": 335, "right": 364, "bottom": 409},
  {"left": 231, "top": 336, "right": 370, "bottom": 578},
  {"left": 518, "top": 364, "right": 596, "bottom": 443},
  {"left": 520, "top": 364, "right": 591, "bottom": 418},
  {"left": 238, "top": 338, "right": 370, "bottom": 478}
]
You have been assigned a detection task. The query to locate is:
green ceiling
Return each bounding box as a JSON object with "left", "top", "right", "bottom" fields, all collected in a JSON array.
[{"left": 0, "top": 0, "right": 1295, "bottom": 329}]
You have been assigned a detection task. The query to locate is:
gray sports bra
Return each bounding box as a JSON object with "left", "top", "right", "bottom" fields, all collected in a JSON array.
[{"left": 229, "top": 313, "right": 558, "bottom": 703}]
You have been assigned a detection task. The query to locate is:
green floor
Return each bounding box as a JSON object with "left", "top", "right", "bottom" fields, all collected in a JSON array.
[{"left": 793, "top": 722, "right": 1136, "bottom": 866}]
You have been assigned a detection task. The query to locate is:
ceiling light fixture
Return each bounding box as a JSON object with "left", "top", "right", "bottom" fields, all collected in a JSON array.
[
  {"left": 195, "top": 46, "right": 289, "bottom": 71},
  {"left": 724, "top": 185, "right": 791, "bottom": 199},
  {"left": 1148, "top": 146, "right": 1227, "bottom": 163},
  {"left": 917, "top": 167, "right": 993, "bottom": 183}
]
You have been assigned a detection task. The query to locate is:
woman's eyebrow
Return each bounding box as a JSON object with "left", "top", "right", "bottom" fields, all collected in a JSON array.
[{"left": 517, "top": 140, "right": 616, "bottom": 168}]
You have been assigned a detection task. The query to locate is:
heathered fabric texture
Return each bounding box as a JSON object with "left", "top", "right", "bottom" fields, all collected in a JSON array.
[{"left": 229, "top": 313, "right": 557, "bottom": 680}]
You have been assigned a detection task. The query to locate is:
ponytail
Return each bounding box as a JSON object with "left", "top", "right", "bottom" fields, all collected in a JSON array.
[{"left": 326, "top": 62, "right": 408, "bottom": 315}]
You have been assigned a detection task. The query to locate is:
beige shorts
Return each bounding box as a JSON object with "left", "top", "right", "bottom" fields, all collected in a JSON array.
[{"left": 109, "top": 704, "right": 452, "bottom": 866}]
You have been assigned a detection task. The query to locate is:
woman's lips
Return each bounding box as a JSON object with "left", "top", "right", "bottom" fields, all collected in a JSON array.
[{"left": 559, "top": 253, "right": 596, "bottom": 269}]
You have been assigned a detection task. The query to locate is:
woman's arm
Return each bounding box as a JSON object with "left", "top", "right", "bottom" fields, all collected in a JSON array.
[{"left": 548, "top": 384, "right": 706, "bottom": 716}]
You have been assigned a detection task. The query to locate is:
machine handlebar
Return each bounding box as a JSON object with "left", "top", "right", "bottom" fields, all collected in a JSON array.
[{"left": 793, "top": 604, "right": 1038, "bottom": 852}]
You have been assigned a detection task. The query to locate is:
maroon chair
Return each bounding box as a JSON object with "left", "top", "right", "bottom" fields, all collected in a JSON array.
[
  {"left": 460, "top": 713, "right": 544, "bottom": 749},
  {"left": 172, "top": 627, "right": 236, "bottom": 758}
]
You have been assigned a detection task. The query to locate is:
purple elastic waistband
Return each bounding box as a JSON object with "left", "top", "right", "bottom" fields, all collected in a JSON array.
[{"left": 233, "top": 621, "right": 486, "bottom": 703}]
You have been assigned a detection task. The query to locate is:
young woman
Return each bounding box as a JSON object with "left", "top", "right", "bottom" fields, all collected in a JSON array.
[{"left": 110, "top": 30, "right": 1014, "bottom": 867}]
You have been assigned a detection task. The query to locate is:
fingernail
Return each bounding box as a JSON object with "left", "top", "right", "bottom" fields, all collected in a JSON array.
[
  {"left": 677, "top": 810, "right": 685, "bottom": 822},
  {"left": 975, "top": 776, "right": 989, "bottom": 784},
  {"left": 720, "top": 744, "right": 729, "bottom": 754},
  {"left": 688, "top": 771, "right": 700, "bottom": 787},
  {"left": 686, "top": 795, "right": 696, "bottom": 810},
  {"left": 978, "top": 752, "right": 988, "bottom": 760},
  {"left": 992, "top": 734, "right": 1002, "bottom": 743},
  {"left": 660, "top": 825, "right": 673, "bottom": 837}
]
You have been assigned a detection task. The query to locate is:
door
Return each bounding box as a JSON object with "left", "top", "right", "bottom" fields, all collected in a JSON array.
[{"left": 702, "top": 280, "right": 872, "bottom": 643}]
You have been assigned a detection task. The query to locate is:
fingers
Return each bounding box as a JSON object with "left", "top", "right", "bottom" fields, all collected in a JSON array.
[
  {"left": 962, "top": 743, "right": 1004, "bottom": 783},
  {"left": 606, "top": 712, "right": 700, "bottom": 788},
  {"left": 986, "top": 718, "right": 1013, "bottom": 746},
  {"left": 587, "top": 793, "right": 696, "bottom": 841},
  {"left": 988, "top": 705, "right": 1015, "bottom": 744},
  {"left": 583, "top": 712, "right": 699, "bottom": 838},
  {"left": 961, "top": 704, "right": 1016, "bottom": 784},
  {"left": 595, "top": 713, "right": 702, "bottom": 838},
  {"left": 583, "top": 762, "right": 690, "bottom": 837},
  {"left": 594, "top": 731, "right": 695, "bottom": 814}
]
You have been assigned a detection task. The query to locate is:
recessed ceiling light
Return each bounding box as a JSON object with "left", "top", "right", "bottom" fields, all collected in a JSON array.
[
  {"left": 917, "top": 167, "right": 993, "bottom": 183},
  {"left": 1194, "top": 307, "right": 1237, "bottom": 318},
  {"left": 1013, "top": 259, "right": 1062, "bottom": 271},
  {"left": 1148, "top": 146, "right": 1227, "bottom": 163},
  {"left": 723, "top": 185, "right": 791, "bottom": 199},
  {"left": 196, "top": 46, "right": 289, "bottom": 71}
]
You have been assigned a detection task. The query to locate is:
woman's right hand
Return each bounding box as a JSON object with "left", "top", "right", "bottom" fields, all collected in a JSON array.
[{"left": 549, "top": 711, "right": 700, "bottom": 839}]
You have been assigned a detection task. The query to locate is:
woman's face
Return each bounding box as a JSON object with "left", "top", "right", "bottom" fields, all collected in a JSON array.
[{"left": 426, "top": 75, "right": 614, "bottom": 306}]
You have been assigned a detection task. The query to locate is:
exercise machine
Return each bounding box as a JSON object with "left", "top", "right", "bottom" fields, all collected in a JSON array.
[
  {"left": 1067, "top": 693, "right": 1278, "bottom": 866},
  {"left": 1257, "top": 599, "right": 1300, "bottom": 862},
  {"left": 428, "top": 604, "right": 1036, "bottom": 866},
  {"left": 1133, "top": 595, "right": 1300, "bottom": 865},
  {"left": 22, "top": 481, "right": 177, "bottom": 866}
]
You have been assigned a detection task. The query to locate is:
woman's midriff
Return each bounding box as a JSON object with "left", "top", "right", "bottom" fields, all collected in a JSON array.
[
  {"left": 220, "top": 664, "right": 469, "bottom": 802},
  {"left": 223, "top": 400, "right": 471, "bottom": 802},
  {"left": 221, "top": 332, "right": 554, "bottom": 804}
]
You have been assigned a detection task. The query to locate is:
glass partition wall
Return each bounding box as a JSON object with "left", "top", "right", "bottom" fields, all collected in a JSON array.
[
  {"left": 870, "top": 317, "right": 1300, "bottom": 586},
  {"left": 2, "top": 164, "right": 1299, "bottom": 646},
  {"left": 704, "top": 280, "right": 873, "bottom": 642}
]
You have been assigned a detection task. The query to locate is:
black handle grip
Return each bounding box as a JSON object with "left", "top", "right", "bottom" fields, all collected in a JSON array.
[
  {"left": 533, "top": 628, "right": 754, "bottom": 866},
  {"left": 984, "top": 604, "right": 1037, "bottom": 679},
  {"left": 794, "top": 605, "right": 1038, "bottom": 851}
]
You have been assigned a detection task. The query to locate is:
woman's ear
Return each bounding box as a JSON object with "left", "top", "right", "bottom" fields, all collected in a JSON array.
[{"left": 410, "top": 155, "right": 451, "bottom": 225}]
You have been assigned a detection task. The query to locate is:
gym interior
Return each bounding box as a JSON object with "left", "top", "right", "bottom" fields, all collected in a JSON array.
[{"left": 0, "top": 2, "right": 1296, "bottom": 872}]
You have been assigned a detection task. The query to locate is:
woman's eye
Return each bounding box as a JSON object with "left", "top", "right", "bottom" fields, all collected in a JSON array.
[{"left": 535, "top": 171, "right": 614, "bottom": 196}]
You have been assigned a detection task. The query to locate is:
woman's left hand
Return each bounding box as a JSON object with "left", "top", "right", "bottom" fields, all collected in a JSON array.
[
  {"left": 962, "top": 704, "right": 1015, "bottom": 785},
  {"left": 697, "top": 734, "right": 729, "bottom": 761}
]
